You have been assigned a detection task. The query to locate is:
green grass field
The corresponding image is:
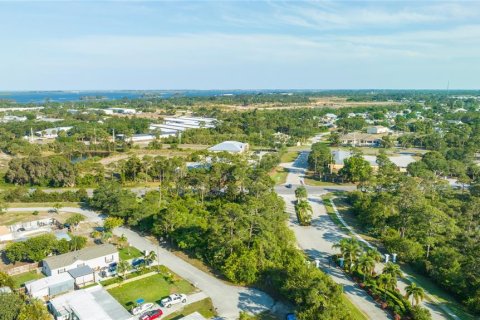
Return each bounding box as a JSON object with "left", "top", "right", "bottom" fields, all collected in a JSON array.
[
  {"left": 269, "top": 167, "right": 288, "bottom": 185},
  {"left": 163, "top": 298, "right": 217, "bottom": 320},
  {"left": 280, "top": 151, "right": 299, "bottom": 163},
  {"left": 12, "top": 271, "right": 44, "bottom": 288},
  {"left": 119, "top": 246, "right": 143, "bottom": 260},
  {"left": 108, "top": 273, "right": 196, "bottom": 310}
]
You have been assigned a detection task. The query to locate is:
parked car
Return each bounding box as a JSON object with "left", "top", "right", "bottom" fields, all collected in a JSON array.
[
  {"left": 132, "top": 302, "right": 154, "bottom": 315},
  {"left": 285, "top": 183, "right": 292, "bottom": 188},
  {"left": 132, "top": 258, "right": 146, "bottom": 268},
  {"left": 160, "top": 293, "right": 187, "bottom": 308},
  {"left": 139, "top": 309, "right": 163, "bottom": 320},
  {"left": 17, "top": 227, "right": 26, "bottom": 232}
]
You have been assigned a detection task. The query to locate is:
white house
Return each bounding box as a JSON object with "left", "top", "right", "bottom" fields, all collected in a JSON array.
[
  {"left": 42, "top": 244, "right": 118, "bottom": 276},
  {"left": 366, "top": 126, "right": 389, "bottom": 134},
  {"left": 208, "top": 141, "right": 249, "bottom": 153},
  {"left": 49, "top": 286, "right": 131, "bottom": 320},
  {"left": 25, "top": 273, "right": 74, "bottom": 299}
]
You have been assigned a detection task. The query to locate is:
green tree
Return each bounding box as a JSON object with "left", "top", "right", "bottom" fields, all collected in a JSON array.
[
  {"left": 295, "top": 199, "right": 313, "bottom": 226},
  {"left": 295, "top": 186, "right": 308, "bottom": 200},
  {"left": 332, "top": 238, "right": 362, "bottom": 271},
  {"left": 65, "top": 213, "right": 85, "bottom": 230},
  {"left": 117, "top": 260, "right": 131, "bottom": 281},
  {"left": 357, "top": 253, "right": 376, "bottom": 281},
  {"left": 0, "top": 272, "right": 14, "bottom": 289},
  {"left": 405, "top": 282, "right": 425, "bottom": 306},
  {"left": 144, "top": 250, "right": 157, "bottom": 266},
  {"left": 0, "top": 293, "right": 22, "bottom": 320},
  {"left": 339, "top": 154, "right": 372, "bottom": 183},
  {"left": 17, "top": 298, "right": 51, "bottom": 320},
  {"left": 69, "top": 235, "right": 87, "bottom": 251},
  {"left": 382, "top": 262, "right": 403, "bottom": 283},
  {"left": 104, "top": 216, "right": 124, "bottom": 231}
]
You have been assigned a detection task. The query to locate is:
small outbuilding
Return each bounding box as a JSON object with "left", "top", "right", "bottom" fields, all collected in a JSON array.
[
  {"left": 208, "top": 141, "right": 249, "bottom": 153},
  {"left": 25, "top": 273, "right": 74, "bottom": 299}
]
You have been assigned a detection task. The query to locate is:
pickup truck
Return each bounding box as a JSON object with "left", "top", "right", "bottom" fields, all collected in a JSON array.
[{"left": 160, "top": 293, "right": 187, "bottom": 308}]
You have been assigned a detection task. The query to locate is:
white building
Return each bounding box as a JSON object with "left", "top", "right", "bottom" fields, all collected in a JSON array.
[
  {"left": 35, "top": 126, "right": 73, "bottom": 139},
  {"left": 49, "top": 286, "right": 131, "bottom": 320},
  {"left": 104, "top": 107, "right": 137, "bottom": 115},
  {"left": 25, "top": 273, "right": 74, "bottom": 299},
  {"left": 208, "top": 141, "right": 249, "bottom": 153},
  {"left": 42, "top": 244, "right": 118, "bottom": 276},
  {"left": 116, "top": 133, "right": 156, "bottom": 143},
  {"left": 366, "top": 126, "right": 389, "bottom": 134},
  {"left": 1, "top": 115, "right": 27, "bottom": 123}
]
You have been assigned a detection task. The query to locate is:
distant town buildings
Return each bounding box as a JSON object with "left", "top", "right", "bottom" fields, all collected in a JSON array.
[
  {"left": 0, "top": 115, "right": 27, "bottom": 123},
  {"left": 149, "top": 116, "right": 217, "bottom": 138},
  {"left": 329, "top": 150, "right": 416, "bottom": 173},
  {"left": 104, "top": 107, "right": 137, "bottom": 115}
]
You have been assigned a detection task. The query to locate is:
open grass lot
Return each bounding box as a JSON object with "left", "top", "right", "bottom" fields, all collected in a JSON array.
[
  {"left": 163, "top": 298, "right": 216, "bottom": 320},
  {"left": 280, "top": 151, "right": 299, "bottom": 163},
  {"left": 108, "top": 273, "right": 196, "bottom": 310},
  {"left": 12, "top": 271, "right": 44, "bottom": 288},
  {"left": 304, "top": 175, "right": 355, "bottom": 187},
  {"left": 119, "top": 246, "right": 143, "bottom": 260},
  {"left": 341, "top": 294, "right": 368, "bottom": 320},
  {"left": 0, "top": 209, "right": 81, "bottom": 226},
  {"left": 269, "top": 167, "right": 288, "bottom": 185}
]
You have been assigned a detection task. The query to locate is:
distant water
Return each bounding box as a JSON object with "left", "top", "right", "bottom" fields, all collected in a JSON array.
[{"left": 0, "top": 90, "right": 298, "bottom": 104}]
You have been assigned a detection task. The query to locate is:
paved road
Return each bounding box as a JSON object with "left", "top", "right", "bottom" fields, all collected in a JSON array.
[
  {"left": 280, "top": 151, "right": 456, "bottom": 320},
  {"left": 113, "top": 227, "right": 287, "bottom": 319},
  {"left": 281, "top": 194, "right": 390, "bottom": 319}
]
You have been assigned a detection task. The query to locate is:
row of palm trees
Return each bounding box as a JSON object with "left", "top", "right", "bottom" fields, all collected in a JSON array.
[
  {"left": 117, "top": 249, "right": 158, "bottom": 280},
  {"left": 333, "top": 237, "right": 425, "bottom": 306}
]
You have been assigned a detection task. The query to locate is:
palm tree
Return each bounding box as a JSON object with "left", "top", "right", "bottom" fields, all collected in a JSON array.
[
  {"left": 366, "top": 248, "right": 382, "bottom": 262},
  {"left": 117, "top": 260, "right": 131, "bottom": 281},
  {"left": 405, "top": 282, "right": 425, "bottom": 306},
  {"left": 295, "top": 200, "right": 313, "bottom": 225},
  {"left": 357, "top": 253, "right": 376, "bottom": 281},
  {"left": 295, "top": 186, "right": 308, "bottom": 200},
  {"left": 332, "top": 237, "right": 362, "bottom": 271},
  {"left": 382, "top": 262, "right": 403, "bottom": 284},
  {"left": 144, "top": 250, "right": 157, "bottom": 266},
  {"left": 102, "top": 231, "right": 113, "bottom": 244},
  {"left": 117, "top": 234, "right": 128, "bottom": 249},
  {"left": 378, "top": 273, "right": 396, "bottom": 300}
]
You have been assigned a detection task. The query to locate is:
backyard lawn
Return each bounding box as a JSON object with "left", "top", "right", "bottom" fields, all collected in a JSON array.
[
  {"left": 119, "top": 246, "right": 143, "bottom": 261},
  {"left": 163, "top": 298, "right": 216, "bottom": 320},
  {"left": 12, "top": 271, "right": 44, "bottom": 288},
  {"left": 108, "top": 272, "right": 196, "bottom": 310}
]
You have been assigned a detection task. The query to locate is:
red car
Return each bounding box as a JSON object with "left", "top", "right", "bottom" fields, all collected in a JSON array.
[{"left": 139, "top": 309, "right": 163, "bottom": 320}]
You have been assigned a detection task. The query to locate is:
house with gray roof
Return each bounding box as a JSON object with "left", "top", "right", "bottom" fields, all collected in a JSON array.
[
  {"left": 42, "top": 244, "right": 118, "bottom": 276},
  {"left": 208, "top": 141, "right": 249, "bottom": 153}
]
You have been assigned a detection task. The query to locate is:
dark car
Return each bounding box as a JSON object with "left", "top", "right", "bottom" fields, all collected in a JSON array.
[
  {"left": 17, "top": 227, "right": 26, "bottom": 232},
  {"left": 132, "top": 258, "right": 146, "bottom": 268},
  {"left": 139, "top": 309, "right": 163, "bottom": 320},
  {"left": 285, "top": 183, "right": 292, "bottom": 188}
]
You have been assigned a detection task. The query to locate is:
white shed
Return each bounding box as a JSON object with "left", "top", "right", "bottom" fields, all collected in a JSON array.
[{"left": 25, "top": 273, "right": 74, "bottom": 299}]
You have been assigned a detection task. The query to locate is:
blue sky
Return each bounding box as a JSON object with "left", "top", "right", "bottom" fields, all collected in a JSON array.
[{"left": 1, "top": 1, "right": 479, "bottom": 90}]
